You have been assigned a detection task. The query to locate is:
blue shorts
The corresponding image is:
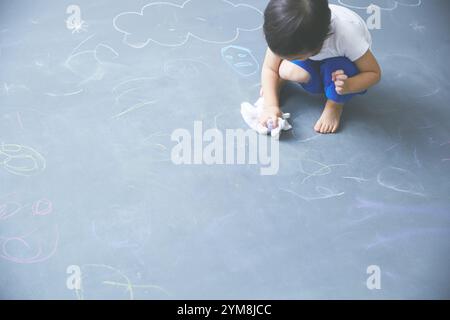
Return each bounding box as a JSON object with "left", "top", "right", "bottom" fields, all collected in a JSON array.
[{"left": 291, "top": 57, "right": 366, "bottom": 104}]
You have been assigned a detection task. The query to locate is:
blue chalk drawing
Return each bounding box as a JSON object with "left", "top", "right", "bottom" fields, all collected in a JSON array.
[{"left": 221, "top": 45, "right": 259, "bottom": 77}]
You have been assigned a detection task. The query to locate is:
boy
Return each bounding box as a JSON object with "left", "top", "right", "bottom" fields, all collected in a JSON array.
[{"left": 260, "top": 0, "right": 381, "bottom": 134}]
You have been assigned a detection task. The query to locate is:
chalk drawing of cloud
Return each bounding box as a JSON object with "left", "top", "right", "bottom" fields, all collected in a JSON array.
[
  {"left": 113, "top": 0, "right": 263, "bottom": 48},
  {"left": 338, "top": 0, "right": 421, "bottom": 11},
  {"left": 377, "top": 167, "right": 425, "bottom": 197}
]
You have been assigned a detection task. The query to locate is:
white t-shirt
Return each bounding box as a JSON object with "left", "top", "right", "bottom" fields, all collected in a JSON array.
[{"left": 309, "top": 4, "right": 372, "bottom": 62}]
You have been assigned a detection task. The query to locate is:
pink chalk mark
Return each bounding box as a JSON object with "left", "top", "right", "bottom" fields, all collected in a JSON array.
[
  {"left": 1, "top": 237, "right": 43, "bottom": 262},
  {"left": 32, "top": 199, "right": 52, "bottom": 216},
  {"left": 0, "top": 226, "right": 59, "bottom": 264},
  {"left": 0, "top": 202, "right": 22, "bottom": 220}
]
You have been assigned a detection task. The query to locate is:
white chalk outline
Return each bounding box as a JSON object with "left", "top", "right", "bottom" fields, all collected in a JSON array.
[
  {"left": 0, "top": 143, "right": 46, "bottom": 176},
  {"left": 94, "top": 43, "right": 119, "bottom": 64},
  {"left": 112, "top": 77, "right": 160, "bottom": 93},
  {"left": 410, "top": 21, "right": 426, "bottom": 33},
  {"left": 64, "top": 35, "right": 120, "bottom": 85},
  {"left": 280, "top": 186, "right": 345, "bottom": 201},
  {"left": 338, "top": 0, "right": 422, "bottom": 11},
  {"left": 113, "top": 0, "right": 263, "bottom": 48},
  {"left": 112, "top": 100, "right": 157, "bottom": 119},
  {"left": 1, "top": 82, "right": 31, "bottom": 96},
  {"left": 297, "top": 159, "right": 346, "bottom": 184},
  {"left": 114, "top": 87, "right": 140, "bottom": 103},
  {"left": 376, "top": 166, "right": 426, "bottom": 197},
  {"left": 111, "top": 77, "right": 160, "bottom": 119},
  {"left": 342, "top": 176, "right": 370, "bottom": 183},
  {"left": 16, "top": 112, "right": 24, "bottom": 130},
  {"left": 75, "top": 264, "right": 170, "bottom": 300},
  {"left": 45, "top": 89, "right": 84, "bottom": 97}
]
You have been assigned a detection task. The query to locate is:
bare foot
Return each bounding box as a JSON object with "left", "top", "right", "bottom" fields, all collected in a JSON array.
[{"left": 314, "top": 100, "right": 343, "bottom": 134}]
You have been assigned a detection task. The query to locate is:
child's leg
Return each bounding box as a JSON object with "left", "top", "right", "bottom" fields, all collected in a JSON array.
[
  {"left": 314, "top": 57, "right": 366, "bottom": 134},
  {"left": 279, "top": 60, "right": 311, "bottom": 83},
  {"left": 287, "top": 59, "right": 323, "bottom": 94},
  {"left": 260, "top": 59, "right": 321, "bottom": 97}
]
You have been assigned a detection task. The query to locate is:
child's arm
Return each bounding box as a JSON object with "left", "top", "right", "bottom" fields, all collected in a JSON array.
[
  {"left": 333, "top": 50, "right": 382, "bottom": 95},
  {"left": 259, "top": 48, "right": 283, "bottom": 127}
]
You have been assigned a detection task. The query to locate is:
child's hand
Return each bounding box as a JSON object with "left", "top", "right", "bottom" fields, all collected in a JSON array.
[
  {"left": 259, "top": 105, "right": 282, "bottom": 129},
  {"left": 332, "top": 70, "right": 350, "bottom": 95}
]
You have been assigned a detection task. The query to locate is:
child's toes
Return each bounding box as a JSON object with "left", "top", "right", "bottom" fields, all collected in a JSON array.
[
  {"left": 332, "top": 124, "right": 339, "bottom": 133},
  {"left": 328, "top": 124, "right": 336, "bottom": 134},
  {"left": 330, "top": 124, "right": 336, "bottom": 133},
  {"left": 320, "top": 123, "right": 327, "bottom": 134},
  {"left": 319, "top": 123, "right": 325, "bottom": 133},
  {"left": 314, "top": 121, "right": 322, "bottom": 132}
]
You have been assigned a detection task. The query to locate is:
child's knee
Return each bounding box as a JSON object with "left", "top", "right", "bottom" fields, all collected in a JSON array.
[
  {"left": 321, "top": 57, "right": 359, "bottom": 78},
  {"left": 279, "top": 60, "right": 311, "bottom": 83},
  {"left": 322, "top": 57, "right": 367, "bottom": 104}
]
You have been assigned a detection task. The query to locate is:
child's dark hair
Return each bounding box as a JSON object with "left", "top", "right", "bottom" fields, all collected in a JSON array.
[{"left": 263, "top": 0, "right": 332, "bottom": 57}]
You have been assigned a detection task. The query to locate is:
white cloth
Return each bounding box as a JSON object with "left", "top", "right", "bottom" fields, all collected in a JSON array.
[
  {"left": 240, "top": 97, "right": 292, "bottom": 140},
  {"left": 309, "top": 4, "right": 372, "bottom": 62}
]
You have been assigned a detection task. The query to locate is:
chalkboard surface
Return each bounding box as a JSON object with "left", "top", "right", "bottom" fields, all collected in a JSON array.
[{"left": 1, "top": 0, "right": 449, "bottom": 299}]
